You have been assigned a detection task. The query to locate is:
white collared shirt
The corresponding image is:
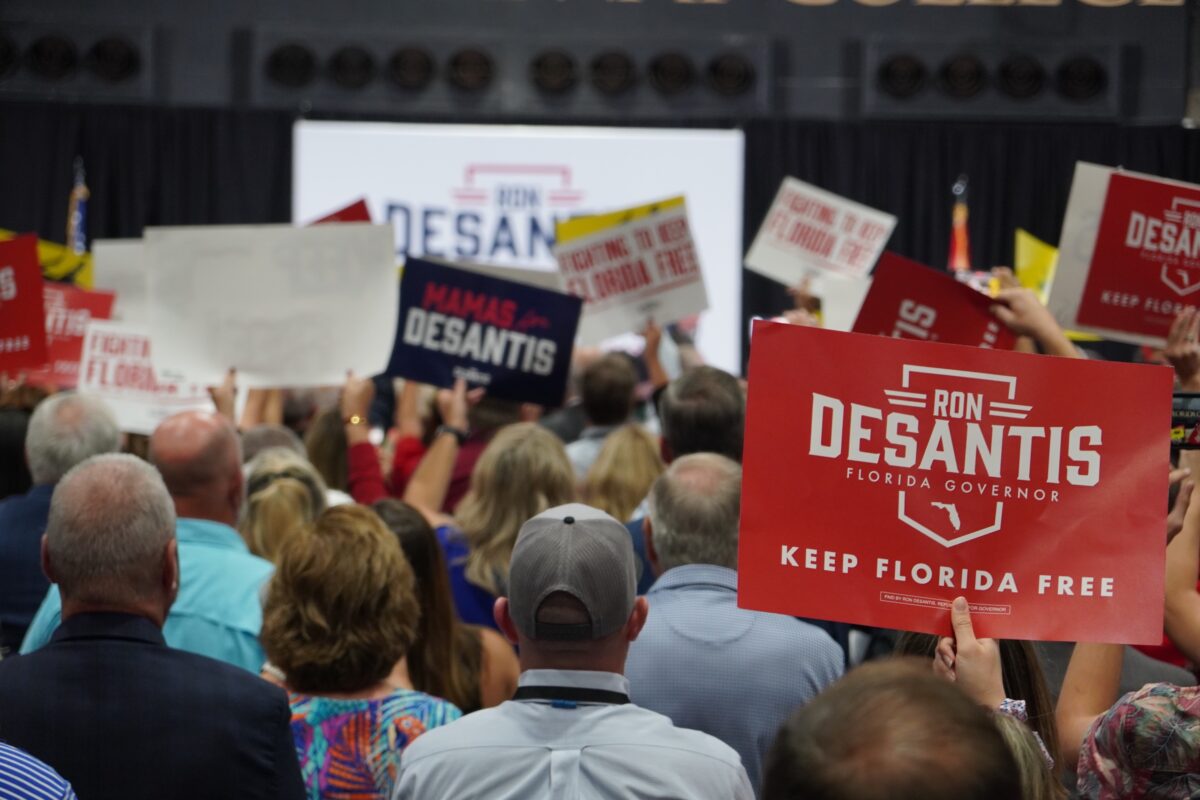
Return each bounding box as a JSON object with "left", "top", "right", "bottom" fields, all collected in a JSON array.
[{"left": 393, "top": 669, "right": 754, "bottom": 800}]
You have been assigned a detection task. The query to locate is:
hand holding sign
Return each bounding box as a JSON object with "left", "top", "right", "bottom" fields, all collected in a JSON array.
[
  {"left": 990, "top": 288, "right": 1076, "bottom": 358},
  {"left": 436, "top": 378, "right": 484, "bottom": 431},
  {"left": 208, "top": 368, "right": 238, "bottom": 424},
  {"left": 933, "top": 597, "right": 1006, "bottom": 710},
  {"left": 340, "top": 371, "right": 376, "bottom": 446},
  {"left": 1165, "top": 309, "right": 1200, "bottom": 391}
]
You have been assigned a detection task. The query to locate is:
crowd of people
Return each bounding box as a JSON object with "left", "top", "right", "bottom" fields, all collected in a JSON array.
[{"left": 0, "top": 275, "right": 1197, "bottom": 800}]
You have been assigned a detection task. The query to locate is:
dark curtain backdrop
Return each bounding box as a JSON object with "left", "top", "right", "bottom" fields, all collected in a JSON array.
[{"left": 3, "top": 101, "right": 1199, "bottom": 370}]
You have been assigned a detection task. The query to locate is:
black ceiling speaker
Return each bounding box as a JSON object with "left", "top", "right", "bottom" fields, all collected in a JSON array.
[
  {"left": 648, "top": 52, "right": 695, "bottom": 95},
  {"left": 707, "top": 53, "right": 755, "bottom": 97},
  {"left": 998, "top": 55, "right": 1045, "bottom": 99},
  {"left": 939, "top": 54, "right": 987, "bottom": 99},
  {"left": 0, "top": 33, "right": 17, "bottom": 80},
  {"left": 877, "top": 54, "right": 926, "bottom": 99},
  {"left": 1056, "top": 56, "right": 1107, "bottom": 101},
  {"left": 265, "top": 43, "right": 317, "bottom": 88},
  {"left": 26, "top": 34, "right": 78, "bottom": 80},
  {"left": 328, "top": 46, "right": 376, "bottom": 90},
  {"left": 387, "top": 47, "right": 434, "bottom": 91},
  {"left": 85, "top": 36, "right": 141, "bottom": 83},
  {"left": 531, "top": 50, "right": 577, "bottom": 94},
  {"left": 447, "top": 48, "right": 494, "bottom": 92},
  {"left": 590, "top": 50, "right": 636, "bottom": 96}
]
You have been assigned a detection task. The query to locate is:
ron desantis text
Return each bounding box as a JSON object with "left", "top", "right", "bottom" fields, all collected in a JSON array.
[{"left": 737, "top": 322, "right": 1170, "bottom": 644}]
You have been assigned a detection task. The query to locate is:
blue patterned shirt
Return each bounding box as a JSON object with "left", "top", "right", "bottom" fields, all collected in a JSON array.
[
  {"left": 290, "top": 689, "right": 461, "bottom": 799},
  {"left": 0, "top": 741, "right": 76, "bottom": 800}
]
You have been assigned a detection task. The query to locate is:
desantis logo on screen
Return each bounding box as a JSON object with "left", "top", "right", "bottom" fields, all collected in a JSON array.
[
  {"left": 807, "top": 363, "right": 1102, "bottom": 553},
  {"left": 386, "top": 164, "right": 588, "bottom": 264},
  {"left": 1124, "top": 195, "right": 1200, "bottom": 296}
]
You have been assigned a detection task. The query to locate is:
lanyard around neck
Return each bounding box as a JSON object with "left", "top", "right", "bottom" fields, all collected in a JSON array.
[{"left": 512, "top": 685, "right": 631, "bottom": 708}]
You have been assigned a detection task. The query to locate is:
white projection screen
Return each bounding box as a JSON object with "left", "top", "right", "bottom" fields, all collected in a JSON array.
[{"left": 293, "top": 121, "right": 745, "bottom": 374}]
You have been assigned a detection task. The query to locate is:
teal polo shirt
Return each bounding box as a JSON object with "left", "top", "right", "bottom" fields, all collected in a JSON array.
[{"left": 20, "top": 519, "right": 273, "bottom": 673}]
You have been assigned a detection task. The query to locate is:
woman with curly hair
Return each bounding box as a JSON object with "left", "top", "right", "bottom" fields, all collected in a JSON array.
[{"left": 260, "top": 505, "right": 460, "bottom": 799}]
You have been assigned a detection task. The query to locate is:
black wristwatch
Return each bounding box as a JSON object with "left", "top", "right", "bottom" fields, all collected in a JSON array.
[{"left": 434, "top": 424, "right": 469, "bottom": 446}]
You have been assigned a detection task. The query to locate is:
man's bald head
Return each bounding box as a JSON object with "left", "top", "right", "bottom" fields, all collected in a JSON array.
[{"left": 149, "top": 412, "right": 243, "bottom": 524}]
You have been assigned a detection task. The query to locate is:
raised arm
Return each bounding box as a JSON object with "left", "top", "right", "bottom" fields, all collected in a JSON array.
[
  {"left": 1165, "top": 308, "right": 1200, "bottom": 392},
  {"left": 403, "top": 379, "right": 482, "bottom": 521},
  {"left": 1055, "top": 642, "right": 1124, "bottom": 769},
  {"left": 1165, "top": 451, "right": 1200, "bottom": 662},
  {"left": 642, "top": 320, "right": 669, "bottom": 392},
  {"left": 991, "top": 287, "right": 1079, "bottom": 359},
  {"left": 341, "top": 371, "right": 387, "bottom": 505}
]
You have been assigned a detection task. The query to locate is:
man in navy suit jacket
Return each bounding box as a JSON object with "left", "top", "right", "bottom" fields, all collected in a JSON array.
[
  {"left": 0, "top": 453, "right": 304, "bottom": 800},
  {"left": 0, "top": 393, "right": 120, "bottom": 653}
]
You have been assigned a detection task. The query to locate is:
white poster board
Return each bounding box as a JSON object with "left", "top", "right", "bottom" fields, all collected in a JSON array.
[
  {"left": 92, "top": 239, "right": 149, "bottom": 324},
  {"left": 292, "top": 121, "right": 744, "bottom": 374},
  {"left": 745, "top": 177, "right": 896, "bottom": 284},
  {"left": 78, "top": 320, "right": 214, "bottom": 435},
  {"left": 144, "top": 223, "right": 397, "bottom": 387},
  {"left": 554, "top": 200, "right": 708, "bottom": 344},
  {"left": 808, "top": 273, "right": 873, "bottom": 332},
  {"left": 1046, "top": 162, "right": 1117, "bottom": 339}
]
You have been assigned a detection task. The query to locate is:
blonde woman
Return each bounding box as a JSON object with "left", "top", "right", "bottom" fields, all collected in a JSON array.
[
  {"left": 240, "top": 447, "right": 327, "bottom": 562},
  {"left": 583, "top": 423, "right": 664, "bottom": 522},
  {"left": 398, "top": 381, "right": 575, "bottom": 629}
]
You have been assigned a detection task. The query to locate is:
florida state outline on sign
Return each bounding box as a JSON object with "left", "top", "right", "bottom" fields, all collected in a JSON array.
[
  {"left": 740, "top": 321, "right": 1169, "bottom": 645},
  {"left": 1077, "top": 171, "right": 1200, "bottom": 341}
]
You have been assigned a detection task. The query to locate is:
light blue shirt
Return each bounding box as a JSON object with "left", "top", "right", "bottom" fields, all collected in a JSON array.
[
  {"left": 20, "top": 518, "right": 273, "bottom": 673},
  {"left": 395, "top": 669, "right": 753, "bottom": 800},
  {"left": 625, "top": 564, "right": 845, "bottom": 796}
]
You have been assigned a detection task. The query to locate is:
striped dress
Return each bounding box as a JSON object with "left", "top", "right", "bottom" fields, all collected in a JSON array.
[
  {"left": 289, "top": 688, "right": 461, "bottom": 799},
  {"left": 0, "top": 742, "right": 76, "bottom": 800}
]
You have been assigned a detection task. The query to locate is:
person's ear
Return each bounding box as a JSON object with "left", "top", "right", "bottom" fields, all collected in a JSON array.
[
  {"left": 643, "top": 517, "right": 661, "bottom": 577},
  {"left": 163, "top": 539, "right": 180, "bottom": 604},
  {"left": 625, "top": 596, "right": 649, "bottom": 642},
  {"left": 494, "top": 597, "right": 520, "bottom": 646},
  {"left": 40, "top": 534, "right": 56, "bottom": 584}
]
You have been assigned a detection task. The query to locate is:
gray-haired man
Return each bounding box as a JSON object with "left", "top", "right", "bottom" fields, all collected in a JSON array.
[
  {"left": 626, "top": 453, "right": 844, "bottom": 796},
  {"left": 395, "top": 502, "right": 753, "bottom": 800},
  {"left": 0, "top": 393, "right": 119, "bottom": 653}
]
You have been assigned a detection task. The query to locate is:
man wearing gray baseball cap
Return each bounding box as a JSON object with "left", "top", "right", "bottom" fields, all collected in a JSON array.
[{"left": 393, "top": 503, "right": 753, "bottom": 800}]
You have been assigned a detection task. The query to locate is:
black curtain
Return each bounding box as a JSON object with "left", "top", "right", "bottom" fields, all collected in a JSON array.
[
  {"left": 4, "top": 101, "right": 1200, "bottom": 369},
  {"left": 0, "top": 102, "right": 293, "bottom": 242}
]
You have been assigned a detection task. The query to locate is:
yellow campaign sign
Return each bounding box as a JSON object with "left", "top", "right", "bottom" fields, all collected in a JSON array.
[
  {"left": 1014, "top": 228, "right": 1057, "bottom": 302},
  {"left": 1013, "top": 228, "right": 1099, "bottom": 343},
  {"left": 0, "top": 229, "right": 93, "bottom": 288},
  {"left": 555, "top": 195, "right": 686, "bottom": 245}
]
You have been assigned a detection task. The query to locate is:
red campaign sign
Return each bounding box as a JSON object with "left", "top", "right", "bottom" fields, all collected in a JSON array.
[
  {"left": 24, "top": 283, "right": 116, "bottom": 389},
  {"left": 852, "top": 253, "right": 1014, "bottom": 350},
  {"left": 1078, "top": 173, "right": 1200, "bottom": 339},
  {"left": 739, "top": 322, "right": 1171, "bottom": 644},
  {"left": 0, "top": 236, "right": 49, "bottom": 373},
  {"left": 312, "top": 199, "right": 372, "bottom": 225}
]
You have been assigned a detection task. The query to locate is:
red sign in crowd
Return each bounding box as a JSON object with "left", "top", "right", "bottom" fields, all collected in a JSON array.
[
  {"left": 1077, "top": 173, "right": 1200, "bottom": 340},
  {"left": 0, "top": 236, "right": 49, "bottom": 374},
  {"left": 739, "top": 322, "right": 1170, "bottom": 644},
  {"left": 23, "top": 283, "right": 116, "bottom": 389},
  {"left": 852, "top": 253, "right": 1015, "bottom": 350}
]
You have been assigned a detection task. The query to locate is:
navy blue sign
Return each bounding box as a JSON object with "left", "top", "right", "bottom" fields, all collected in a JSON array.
[{"left": 387, "top": 258, "right": 582, "bottom": 406}]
